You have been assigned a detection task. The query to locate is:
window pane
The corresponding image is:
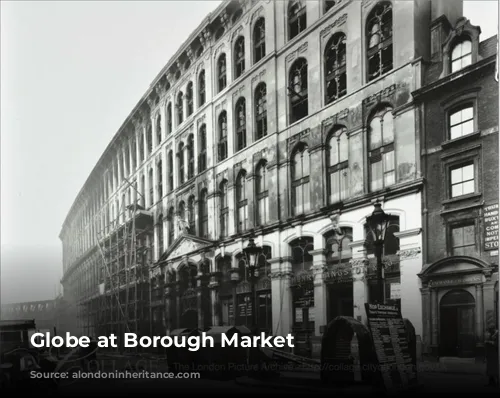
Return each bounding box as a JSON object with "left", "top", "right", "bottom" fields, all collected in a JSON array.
[
  {"left": 340, "top": 169, "right": 349, "bottom": 200},
  {"left": 463, "top": 225, "right": 475, "bottom": 245},
  {"left": 329, "top": 139, "right": 339, "bottom": 165},
  {"left": 462, "top": 180, "right": 475, "bottom": 195},
  {"left": 339, "top": 134, "right": 348, "bottom": 163},
  {"left": 303, "top": 151, "right": 310, "bottom": 176},
  {"left": 462, "top": 164, "right": 474, "bottom": 180},
  {"left": 383, "top": 150, "right": 395, "bottom": 172},
  {"left": 451, "top": 167, "right": 462, "bottom": 184},
  {"left": 462, "top": 40, "right": 472, "bottom": 54},
  {"left": 452, "top": 184, "right": 463, "bottom": 197},
  {"left": 461, "top": 54, "right": 472, "bottom": 69},
  {"left": 462, "top": 107, "right": 473, "bottom": 121},
  {"left": 294, "top": 185, "right": 302, "bottom": 214},
  {"left": 450, "top": 125, "right": 462, "bottom": 140},
  {"left": 462, "top": 120, "right": 474, "bottom": 136},
  {"left": 450, "top": 111, "right": 462, "bottom": 126},
  {"left": 384, "top": 171, "right": 395, "bottom": 187},
  {"left": 382, "top": 112, "right": 394, "bottom": 144},
  {"left": 369, "top": 117, "right": 382, "bottom": 150},
  {"left": 451, "top": 60, "right": 461, "bottom": 73},
  {"left": 294, "top": 153, "right": 302, "bottom": 180},
  {"left": 371, "top": 161, "right": 383, "bottom": 192},
  {"left": 330, "top": 171, "right": 339, "bottom": 203},
  {"left": 452, "top": 226, "right": 464, "bottom": 247},
  {"left": 303, "top": 182, "right": 310, "bottom": 212}
]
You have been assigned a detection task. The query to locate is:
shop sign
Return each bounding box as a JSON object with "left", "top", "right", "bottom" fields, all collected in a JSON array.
[
  {"left": 428, "top": 274, "right": 482, "bottom": 288},
  {"left": 484, "top": 203, "right": 499, "bottom": 251}
]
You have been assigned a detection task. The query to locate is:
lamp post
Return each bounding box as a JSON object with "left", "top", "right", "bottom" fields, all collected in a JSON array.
[
  {"left": 366, "top": 202, "right": 391, "bottom": 304},
  {"left": 242, "top": 238, "right": 263, "bottom": 332}
]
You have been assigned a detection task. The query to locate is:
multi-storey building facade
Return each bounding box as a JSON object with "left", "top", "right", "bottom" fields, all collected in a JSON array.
[
  {"left": 60, "top": 0, "right": 484, "bottom": 357},
  {"left": 414, "top": 14, "right": 499, "bottom": 358}
]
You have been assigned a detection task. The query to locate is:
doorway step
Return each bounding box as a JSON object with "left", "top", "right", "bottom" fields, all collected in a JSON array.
[{"left": 437, "top": 357, "right": 485, "bottom": 374}]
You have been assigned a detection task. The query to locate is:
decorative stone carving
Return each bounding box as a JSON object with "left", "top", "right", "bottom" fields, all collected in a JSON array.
[
  {"left": 220, "top": 10, "right": 230, "bottom": 30},
  {"left": 186, "top": 47, "right": 194, "bottom": 63},
  {"left": 176, "top": 60, "right": 184, "bottom": 73},
  {"left": 397, "top": 248, "right": 422, "bottom": 260},
  {"left": 320, "top": 13, "right": 347, "bottom": 39},
  {"left": 285, "top": 42, "right": 308, "bottom": 64}
]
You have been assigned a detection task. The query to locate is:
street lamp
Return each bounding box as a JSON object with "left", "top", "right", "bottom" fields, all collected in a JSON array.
[
  {"left": 366, "top": 202, "right": 391, "bottom": 304},
  {"left": 242, "top": 238, "right": 263, "bottom": 333}
]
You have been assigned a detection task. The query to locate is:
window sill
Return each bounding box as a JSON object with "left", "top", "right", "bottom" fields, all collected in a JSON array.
[
  {"left": 441, "top": 131, "right": 481, "bottom": 149},
  {"left": 442, "top": 192, "right": 482, "bottom": 205}
]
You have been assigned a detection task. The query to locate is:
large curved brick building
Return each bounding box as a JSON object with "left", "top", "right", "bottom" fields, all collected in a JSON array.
[{"left": 60, "top": 0, "right": 498, "bottom": 359}]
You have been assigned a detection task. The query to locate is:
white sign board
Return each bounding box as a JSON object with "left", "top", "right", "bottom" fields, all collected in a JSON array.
[{"left": 390, "top": 283, "right": 401, "bottom": 300}]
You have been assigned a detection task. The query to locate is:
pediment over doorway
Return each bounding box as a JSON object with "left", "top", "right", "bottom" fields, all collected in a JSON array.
[
  {"left": 418, "top": 256, "right": 493, "bottom": 283},
  {"left": 158, "top": 234, "right": 215, "bottom": 263}
]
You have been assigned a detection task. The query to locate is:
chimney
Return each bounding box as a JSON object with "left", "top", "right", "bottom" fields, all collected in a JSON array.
[{"left": 430, "top": 0, "right": 464, "bottom": 60}]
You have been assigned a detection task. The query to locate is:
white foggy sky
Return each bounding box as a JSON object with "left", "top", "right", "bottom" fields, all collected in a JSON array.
[{"left": 0, "top": 1, "right": 498, "bottom": 305}]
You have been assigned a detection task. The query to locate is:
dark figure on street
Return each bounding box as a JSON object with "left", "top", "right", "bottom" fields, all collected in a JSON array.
[{"left": 485, "top": 326, "right": 498, "bottom": 387}]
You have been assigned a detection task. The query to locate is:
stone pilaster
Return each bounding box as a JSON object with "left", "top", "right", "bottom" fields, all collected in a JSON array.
[
  {"left": 209, "top": 272, "right": 221, "bottom": 327},
  {"left": 227, "top": 184, "right": 236, "bottom": 237},
  {"left": 475, "top": 284, "right": 484, "bottom": 346},
  {"left": 310, "top": 250, "right": 327, "bottom": 337},
  {"left": 276, "top": 160, "right": 290, "bottom": 221},
  {"left": 308, "top": 142, "right": 325, "bottom": 212},
  {"left": 431, "top": 288, "right": 438, "bottom": 350},
  {"left": 207, "top": 191, "right": 217, "bottom": 240},
  {"left": 246, "top": 173, "right": 256, "bottom": 230},
  {"left": 270, "top": 258, "right": 293, "bottom": 338},
  {"left": 395, "top": 228, "right": 423, "bottom": 338},
  {"left": 267, "top": 161, "right": 281, "bottom": 224},
  {"left": 349, "top": 239, "right": 368, "bottom": 324}
]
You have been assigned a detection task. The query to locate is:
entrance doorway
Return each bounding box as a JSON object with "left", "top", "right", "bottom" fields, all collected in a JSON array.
[
  {"left": 439, "top": 289, "right": 476, "bottom": 358},
  {"left": 328, "top": 283, "right": 353, "bottom": 321}
]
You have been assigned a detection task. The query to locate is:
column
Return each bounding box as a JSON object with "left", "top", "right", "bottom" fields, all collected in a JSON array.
[
  {"left": 270, "top": 257, "right": 293, "bottom": 338},
  {"left": 395, "top": 229, "right": 423, "bottom": 338},
  {"left": 142, "top": 126, "right": 148, "bottom": 162},
  {"left": 350, "top": 240, "right": 368, "bottom": 324},
  {"left": 310, "top": 250, "right": 327, "bottom": 337},
  {"left": 209, "top": 273, "right": 221, "bottom": 326},
  {"left": 161, "top": 149, "right": 167, "bottom": 201},
  {"left": 308, "top": 142, "right": 325, "bottom": 212},
  {"left": 121, "top": 144, "right": 128, "bottom": 180},
  {"left": 194, "top": 199, "right": 200, "bottom": 237},
  {"left": 275, "top": 161, "right": 289, "bottom": 222},
  {"left": 128, "top": 138, "right": 135, "bottom": 174},
  {"left": 207, "top": 190, "right": 217, "bottom": 239},
  {"left": 476, "top": 284, "right": 484, "bottom": 344},
  {"left": 227, "top": 184, "right": 236, "bottom": 236},
  {"left": 183, "top": 146, "right": 189, "bottom": 183},
  {"left": 431, "top": 288, "right": 438, "bottom": 349},
  {"left": 135, "top": 131, "right": 141, "bottom": 169}
]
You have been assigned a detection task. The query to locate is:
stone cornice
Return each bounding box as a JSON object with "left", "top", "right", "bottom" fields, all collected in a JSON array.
[{"left": 394, "top": 228, "right": 422, "bottom": 239}]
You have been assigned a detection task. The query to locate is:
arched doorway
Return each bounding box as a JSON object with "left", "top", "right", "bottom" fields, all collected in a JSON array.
[{"left": 440, "top": 289, "right": 475, "bottom": 358}]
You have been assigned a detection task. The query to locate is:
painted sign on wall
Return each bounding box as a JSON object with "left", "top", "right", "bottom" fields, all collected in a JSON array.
[{"left": 484, "top": 203, "right": 499, "bottom": 251}]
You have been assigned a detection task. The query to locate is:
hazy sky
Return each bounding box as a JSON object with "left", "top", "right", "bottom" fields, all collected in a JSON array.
[{"left": 1, "top": 1, "right": 498, "bottom": 305}]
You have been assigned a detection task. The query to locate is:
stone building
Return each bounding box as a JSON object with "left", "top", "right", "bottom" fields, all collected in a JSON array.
[
  {"left": 413, "top": 12, "right": 499, "bottom": 358},
  {"left": 59, "top": 0, "right": 485, "bottom": 357}
]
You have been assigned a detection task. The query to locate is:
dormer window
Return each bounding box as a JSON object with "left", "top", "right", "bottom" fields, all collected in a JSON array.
[{"left": 451, "top": 37, "right": 472, "bottom": 73}]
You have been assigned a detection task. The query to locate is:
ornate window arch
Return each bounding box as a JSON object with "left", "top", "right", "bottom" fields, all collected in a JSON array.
[
  {"left": 176, "top": 91, "right": 184, "bottom": 125},
  {"left": 166, "top": 102, "right": 173, "bottom": 135},
  {"left": 256, "top": 160, "right": 269, "bottom": 226},
  {"left": 146, "top": 124, "right": 153, "bottom": 155},
  {"left": 157, "top": 159, "right": 163, "bottom": 200},
  {"left": 366, "top": 2, "right": 393, "bottom": 81},
  {"left": 167, "top": 150, "right": 174, "bottom": 192},
  {"left": 198, "top": 70, "right": 206, "bottom": 106},
  {"left": 255, "top": 83, "right": 267, "bottom": 139},
  {"left": 186, "top": 81, "right": 194, "bottom": 117},
  {"left": 178, "top": 142, "right": 185, "bottom": 185},
  {"left": 234, "top": 36, "right": 245, "bottom": 78},
  {"left": 253, "top": 17, "right": 266, "bottom": 63},
  {"left": 187, "top": 134, "right": 195, "bottom": 180},
  {"left": 327, "top": 126, "right": 349, "bottom": 204},
  {"left": 235, "top": 97, "right": 247, "bottom": 151},
  {"left": 291, "top": 143, "right": 310, "bottom": 215},
  {"left": 368, "top": 104, "right": 395, "bottom": 192},
  {"left": 167, "top": 206, "right": 175, "bottom": 245},
  {"left": 219, "top": 180, "right": 229, "bottom": 237},
  {"left": 288, "top": 57, "right": 308, "bottom": 124},
  {"left": 187, "top": 195, "right": 196, "bottom": 234},
  {"left": 236, "top": 170, "right": 248, "bottom": 232},
  {"left": 148, "top": 167, "right": 154, "bottom": 205},
  {"left": 218, "top": 111, "right": 228, "bottom": 161},
  {"left": 218, "top": 54, "right": 227, "bottom": 92},
  {"left": 324, "top": 32, "right": 347, "bottom": 104},
  {"left": 288, "top": 0, "right": 306, "bottom": 41},
  {"left": 442, "top": 18, "right": 481, "bottom": 76},
  {"left": 198, "top": 124, "right": 207, "bottom": 172},
  {"left": 156, "top": 113, "right": 162, "bottom": 146}
]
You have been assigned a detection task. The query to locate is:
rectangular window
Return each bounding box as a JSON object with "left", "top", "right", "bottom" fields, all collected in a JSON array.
[
  {"left": 450, "top": 163, "right": 474, "bottom": 197},
  {"left": 238, "top": 204, "right": 248, "bottom": 232},
  {"left": 449, "top": 106, "right": 474, "bottom": 140},
  {"left": 293, "top": 181, "right": 310, "bottom": 215},
  {"left": 258, "top": 196, "right": 269, "bottom": 225},
  {"left": 329, "top": 167, "right": 349, "bottom": 204},
  {"left": 451, "top": 223, "right": 476, "bottom": 256}
]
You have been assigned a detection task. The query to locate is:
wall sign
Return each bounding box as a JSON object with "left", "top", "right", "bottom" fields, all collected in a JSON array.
[
  {"left": 484, "top": 203, "right": 499, "bottom": 251},
  {"left": 428, "top": 274, "right": 482, "bottom": 288}
]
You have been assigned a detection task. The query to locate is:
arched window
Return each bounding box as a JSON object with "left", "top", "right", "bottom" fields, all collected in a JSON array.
[
  {"left": 179, "top": 201, "right": 186, "bottom": 222},
  {"left": 156, "top": 114, "right": 162, "bottom": 145},
  {"left": 253, "top": 18, "right": 266, "bottom": 63},
  {"left": 168, "top": 150, "right": 174, "bottom": 192},
  {"left": 176, "top": 92, "right": 184, "bottom": 125},
  {"left": 218, "top": 111, "right": 228, "bottom": 161},
  {"left": 236, "top": 171, "right": 248, "bottom": 232},
  {"left": 186, "top": 82, "right": 194, "bottom": 117},
  {"left": 235, "top": 97, "right": 246, "bottom": 151},
  {"left": 166, "top": 103, "right": 172, "bottom": 135},
  {"left": 188, "top": 196, "right": 195, "bottom": 234},
  {"left": 178, "top": 142, "right": 185, "bottom": 185},
  {"left": 199, "top": 189, "right": 208, "bottom": 238},
  {"left": 219, "top": 180, "right": 229, "bottom": 237},
  {"left": 451, "top": 37, "right": 472, "bottom": 73},
  {"left": 288, "top": 0, "right": 306, "bottom": 40},
  {"left": 255, "top": 83, "right": 267, "bottom": 139},
  {"left": 198, "top": 124, "right": 207, "bottom": 172},
  {"left": 327, "top": 127, "right": 349, "bottom": 204},
  {"left": 198, "top": 70, "right": 206, "bottom": 106},
  {"left": 324, "top": 33, "right": 347, "bottom": 104},
  {"left": 140, "top": 174, "right": 145, "bottom": 207},
  {"left": 449, "top": 105, "right": 474, "bottom": 140},
  {"left": 288, "top": 58, "right": 308, "bottom": 123},
  {"left": 256, "top": 160, "right": 269, "bottom": 226},
  {"left": 368, "top": 105, "right": 395, "bottom": 192},
  {"left": 324, "top": 0, "right": 338, "bottom": 13},
  {"left": 146, "top": 124, "right": 153, "bottom": 154},
  {"left": 157, "top": 159, "right": 163, "bottom": 200},
  {"left": 234, "top": 36, "right": 245, "bottom": 78},
  {"left": 187, "top": 134, "right": 194, "bottom": 180},
  {"left": 367, "top": 2, "right": 393, "bottom": 81},
  {"left": 131, "top": 139, "right": 136, "bottom": 170},
  {"left": 157, "top": 214, "right": 164, "bottom": 257},
  {"left": 325, "top": 227, "right": 353, "bottom": 265},
  {"left": 168, "top": 207, "right": 175, "bottom": 245},
  {"left": 218, "top": 54, "right": 227, "bottom": 92},
  {"left": 148, "top": 168, "right": 154, "bottom": 205},
  {"left": 291, "top": 144, "right": 310, "bottom": 215},
  {"left": 139, "top": 132, "right": 145, "bottom": 163}
]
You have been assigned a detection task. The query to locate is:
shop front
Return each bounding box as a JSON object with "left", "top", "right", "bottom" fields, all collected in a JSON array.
[{"left": 419, "top": 256, "right": 498, "bottom": 358}]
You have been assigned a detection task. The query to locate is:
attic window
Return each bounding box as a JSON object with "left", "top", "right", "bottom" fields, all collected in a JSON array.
[
  {"left": 232, "top": 9, "right": 243, "bottom": 24},
  {"left": 451, "top": 37, "right": 472, "bottom": 73},
  {"left": 215, "top": 27, "right": 225, "bottom": 41}
]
